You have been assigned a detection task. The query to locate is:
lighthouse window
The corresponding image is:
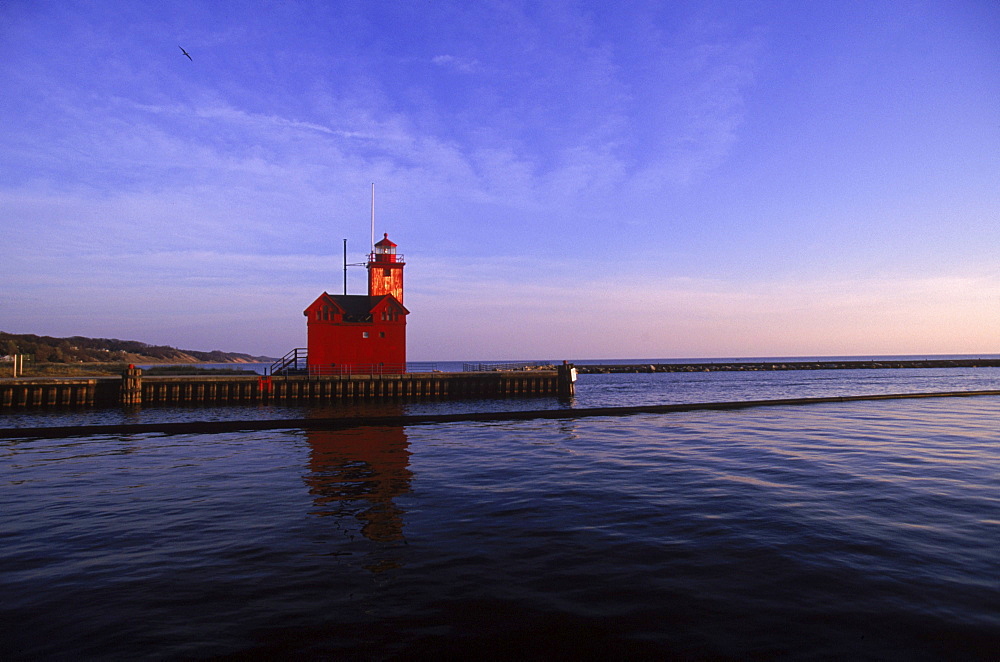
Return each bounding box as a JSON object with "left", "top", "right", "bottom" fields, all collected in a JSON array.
[
  {"left": 379, "top": 332, "right": 386, "bottom": 338},
  {"left": 383, "top": 268, "right": 391, "bottom": 276},
  {"left": 362, "top": 332, "right": 369, "bottom": 338}
]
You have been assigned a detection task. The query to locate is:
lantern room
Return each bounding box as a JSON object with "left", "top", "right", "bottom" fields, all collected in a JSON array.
[{"left": 372, "top": 233, "right": 398, "bottom": 262}]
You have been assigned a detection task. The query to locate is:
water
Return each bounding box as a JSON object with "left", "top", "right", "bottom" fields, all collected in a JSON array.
[
  {"left": 4, "top": 364, "right": 1000, "bottom": 430},
  {"left": 2, "top": 368, "right": 999, "bottom": 660}
]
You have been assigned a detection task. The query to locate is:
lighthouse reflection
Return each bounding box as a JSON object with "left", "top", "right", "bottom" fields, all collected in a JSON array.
[{"left": 304, "top": 423, "right": 412, "bottom": 543}]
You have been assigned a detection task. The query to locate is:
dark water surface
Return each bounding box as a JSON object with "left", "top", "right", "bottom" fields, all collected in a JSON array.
[
  {"left": 3, "top": 365, "right": 1000, "bottom": 430},
  {"left": 2, "top": 371, "right": 999, "bottom": 660}
]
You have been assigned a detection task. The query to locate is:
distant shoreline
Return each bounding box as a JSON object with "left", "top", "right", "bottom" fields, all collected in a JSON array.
[{"left": 2, "top": 360, "right": 276, "bottom": 378}]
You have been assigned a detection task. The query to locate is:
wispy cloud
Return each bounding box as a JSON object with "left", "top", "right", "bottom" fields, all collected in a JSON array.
[
  {"left": 431, "top": 54, "right": 480, "bottom": 73},
  {"left": 3, "top": 2, "right": 996, "bottom": 357}
]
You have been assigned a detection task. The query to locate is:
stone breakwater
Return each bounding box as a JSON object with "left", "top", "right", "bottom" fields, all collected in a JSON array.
[{"left": 576, "top": 359, "right": 1000, "bottom": 374}]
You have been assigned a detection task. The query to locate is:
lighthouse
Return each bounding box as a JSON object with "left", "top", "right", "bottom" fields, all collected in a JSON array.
[{"left": 303, "top": 234, "right": 409, "bottom": 374}]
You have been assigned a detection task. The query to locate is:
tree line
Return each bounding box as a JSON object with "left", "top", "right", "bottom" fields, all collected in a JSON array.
[{"left": 0, "top": 332, "right": 271, "bottom": 364}]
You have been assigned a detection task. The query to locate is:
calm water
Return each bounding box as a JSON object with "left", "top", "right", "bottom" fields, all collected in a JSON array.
[{"left": 2, "top": 369, "right": 999, "bottom": 660}]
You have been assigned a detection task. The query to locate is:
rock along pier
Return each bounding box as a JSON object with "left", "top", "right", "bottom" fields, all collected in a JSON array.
[{"left": 576, "top": 358, "right": 1000, "bottom": 374}]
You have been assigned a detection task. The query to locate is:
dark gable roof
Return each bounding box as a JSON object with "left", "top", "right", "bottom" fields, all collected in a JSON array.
[
  {"left": 326, "top": 295, "right": 382, "bottom": 317},
  {"left": 328, "top": 294, "right": 407, "bottom": 313},
  {"left": 306, "top": 294, "right": 409, "bottom": 323}
]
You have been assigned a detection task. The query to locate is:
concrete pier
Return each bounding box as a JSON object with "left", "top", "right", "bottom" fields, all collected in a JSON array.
[{"left": 0, "top": 367, "right": 574, "bottom": 409}]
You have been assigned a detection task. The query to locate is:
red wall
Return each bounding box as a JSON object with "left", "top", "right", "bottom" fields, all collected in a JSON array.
[{"left": 307, "top": 318, "right": 406, "bottom": 372}]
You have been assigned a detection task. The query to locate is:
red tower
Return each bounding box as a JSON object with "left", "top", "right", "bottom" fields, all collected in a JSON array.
[
  {"left": 368, "top": 233, "right": 404, "bottom": 303},
  {"left": 304, "top": 234, "right": 409, "bottom": 374}
]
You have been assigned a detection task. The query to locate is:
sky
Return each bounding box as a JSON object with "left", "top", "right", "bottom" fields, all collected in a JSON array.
[{"left": 2, "top": 0, "right": 998, "bottom": 361}]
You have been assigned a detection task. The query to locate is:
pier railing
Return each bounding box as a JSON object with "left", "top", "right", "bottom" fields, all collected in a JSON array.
[
  {"left": 306, "top": 362, "right": 439, "bottom": 377},
  {"left": 272, "top": 351, "right": 442, "bottom": 376},
  {"left": 307, "top": 364, "right": 407, "bottom": 376}
]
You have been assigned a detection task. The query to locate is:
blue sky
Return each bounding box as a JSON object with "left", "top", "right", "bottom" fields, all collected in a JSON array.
[{"left": 2, "top": 0, "right": 998, "bottom": 360}]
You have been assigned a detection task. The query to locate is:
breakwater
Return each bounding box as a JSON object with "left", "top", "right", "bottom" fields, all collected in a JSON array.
[
  {"left": 4, "top": 389, "right": 999, "bottom": 440},
  {"left": 0, "top": 365, "right": 576, "bottom": 409},
  {"left": 577, "top": 358, "right": 1000, "bottom": 373}
]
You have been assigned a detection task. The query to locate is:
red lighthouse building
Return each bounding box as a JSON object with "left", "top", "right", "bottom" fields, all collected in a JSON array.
[{"left": 304, "top": 234, "right": 409, "bottom": 374}]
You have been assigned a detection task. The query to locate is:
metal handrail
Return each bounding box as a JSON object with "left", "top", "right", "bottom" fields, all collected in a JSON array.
[
  {"left": 271, "top": 348, "right": 307, "bottom": 375},
  {"left": 308, "top": 363, "right": 406, "bottom": 376},
  {"left": 272, "top": 354, "right": 438, "bottom": 376},
  {"left": 368, "top": 253, "right": 405, "bottom": 263}
]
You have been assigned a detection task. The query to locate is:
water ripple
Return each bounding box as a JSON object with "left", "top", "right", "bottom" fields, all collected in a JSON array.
[{"left": 2, "top": 385, "right": 999, "bottom": 659}]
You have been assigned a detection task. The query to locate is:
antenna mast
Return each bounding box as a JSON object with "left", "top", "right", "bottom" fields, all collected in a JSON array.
[{"left": 340, "top": 185, "right": 377, "bottom": 294}]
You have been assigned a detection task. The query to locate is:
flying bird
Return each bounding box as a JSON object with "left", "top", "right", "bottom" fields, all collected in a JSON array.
[{"left": 179, "top": 46, "right": 192, "bottom": 61}]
